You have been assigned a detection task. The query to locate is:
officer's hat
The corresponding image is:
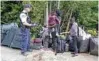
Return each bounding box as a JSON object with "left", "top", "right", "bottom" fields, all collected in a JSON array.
[{"left": 24, "top": 4, "right": 32, "bottom": 8}]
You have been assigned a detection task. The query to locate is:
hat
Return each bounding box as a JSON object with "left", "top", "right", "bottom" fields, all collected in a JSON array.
[{"left": 24, "top": 4, "right": 32, "bottom": 8}]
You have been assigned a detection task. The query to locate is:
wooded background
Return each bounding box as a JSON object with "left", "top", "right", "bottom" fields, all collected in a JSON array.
[{"left": 1, "top": 1, "right": 98, "bottom": 37}]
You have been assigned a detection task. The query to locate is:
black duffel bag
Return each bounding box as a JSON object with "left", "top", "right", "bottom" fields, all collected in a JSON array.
[
  {"left": 1, "top": 23, "right": 18, "bottom": 46},
  {"left": 89, "top": 37, "right": 98, "bottom": 56},
  {"left": 78, "top": 36, "right": 90, "bottom": 53}
]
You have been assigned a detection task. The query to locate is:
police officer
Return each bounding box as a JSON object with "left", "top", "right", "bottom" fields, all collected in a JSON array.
[{"left": 20, "top": 4, "right": 36, "bottom": 56}]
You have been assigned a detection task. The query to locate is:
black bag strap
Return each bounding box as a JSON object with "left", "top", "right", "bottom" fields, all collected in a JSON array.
[{"left": 77, "top": 25, "right": 79, "bottom": 37}]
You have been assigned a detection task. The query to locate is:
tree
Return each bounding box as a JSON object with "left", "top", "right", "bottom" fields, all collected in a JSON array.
[
  {"left": 1, "top": 1, "right": 23, "bottom": 24},
  {"left": 1, "top": 1, "right": 98, "bottom": 36},
  {"left": 60, "top": 1, "right": 98, "bottom": 34}
]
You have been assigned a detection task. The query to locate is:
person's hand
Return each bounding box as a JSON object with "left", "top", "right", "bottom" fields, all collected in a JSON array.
[{"left": 31, "top": 23, "right": 38, "bottom": 27}]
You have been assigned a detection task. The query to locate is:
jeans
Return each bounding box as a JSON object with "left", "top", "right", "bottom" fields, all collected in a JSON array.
[
  {"left": 72, "top": 36, "right": 78, "bottom": 54},
  {"left": 20, "top": 27, "right": 30, "bottom": 53}
]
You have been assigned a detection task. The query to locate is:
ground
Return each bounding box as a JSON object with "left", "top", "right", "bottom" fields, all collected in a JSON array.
[{"left": 1, "top": 46, "right": 98, "bottom": 61}]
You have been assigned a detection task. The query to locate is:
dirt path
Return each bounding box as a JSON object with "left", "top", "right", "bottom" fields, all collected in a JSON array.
[{"left": 1, "top": 46, "right": 98, "bottom": 61}]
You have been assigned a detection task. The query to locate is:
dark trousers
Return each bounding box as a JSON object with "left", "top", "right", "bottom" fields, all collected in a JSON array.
[
  {"left": 48, "top": 26, "right": 61, "bottom": 53},
  {"left": 56, "top": 24, "right": 60, "bottom": 34},
  {"left": 51, "top": 31, "right": 60, "bottom": 53},
  {"left": 52, "top": 37, "right": 58, "bottom": 52},
  {"left": 43, "top": 36, "right": 49, "bottom": 48},
  {"left": 20, "top": 28, "right": 30, "bottom": 53},
  {"left": 72, "top": 36, "right": 78, "bottom": 54}
]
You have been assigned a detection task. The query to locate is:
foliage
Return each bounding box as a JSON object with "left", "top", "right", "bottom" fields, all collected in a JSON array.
[
  {"left": 1, "top": 1, "right": 98, "bottom": 36},
  {"left": 87, "top": 29, "right": 97, "bottom": 36},
  {"left": 60, "top": 1, "right": 98, "bottom": 36},
  {"left": 1, "top": 1, "right": 23, "bottom": 24},
  {"left": 59, "top": 35, "right": 66, "bottom": 40}
]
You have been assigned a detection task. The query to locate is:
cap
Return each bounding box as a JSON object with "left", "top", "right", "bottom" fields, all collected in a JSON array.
[{"left": 24, "top": 4, "right": 32, "bottom": 8}]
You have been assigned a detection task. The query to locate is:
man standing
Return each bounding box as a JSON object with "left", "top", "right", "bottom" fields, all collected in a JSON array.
[
  {"left": 56, "top": 9, "right": 61, "bottom": 34},
  {"left": 41, "top": 24, "right": 49, "bottom": 49},
  {"left": 48, "top": 11, "right": 60, "bottom": 37},
  {"left": 20, "top": 4, "right": 36, "bottom": 56},
  {"left": 70, "top": 16, "right": 78, "bottom": 57},
  {"left": 48, "top": 11, "right": 60, "bottom": 55}
]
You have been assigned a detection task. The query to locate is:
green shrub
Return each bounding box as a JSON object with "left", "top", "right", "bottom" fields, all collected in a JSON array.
[{"left": 87, "top": 29, "right": 97, "bottom": 36}]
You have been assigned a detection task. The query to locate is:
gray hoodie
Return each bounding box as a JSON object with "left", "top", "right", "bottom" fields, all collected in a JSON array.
[{"left": 70, "top": 22, "right": 78, "bottom": 36}]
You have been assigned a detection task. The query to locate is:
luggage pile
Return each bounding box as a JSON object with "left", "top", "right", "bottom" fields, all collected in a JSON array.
[
  {"left": 67, "top": 35, "right": 98, "bottom": 56},
  {"left": 56, "top": 37, "right": 69, "bottom": 53},
  {"left": 31, "top": 38, "right": 43, "bottom": 50},
  {"left": 66, "top": 27, "right": 98, "bottom": 56},
  {"left": 1, "top": 23, "right": 22, "bottom": 49},
  {"left": 1, "top": 23, "right": 98, "bottom": 56}
]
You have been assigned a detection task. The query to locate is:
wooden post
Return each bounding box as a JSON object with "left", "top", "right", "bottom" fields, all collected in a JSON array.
[{"left": 65, "top": 9, "right": 73, "bottom": 36}]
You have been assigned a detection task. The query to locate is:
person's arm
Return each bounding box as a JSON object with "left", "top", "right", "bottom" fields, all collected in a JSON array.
[
  {"left": 55, "top": 16, "right": 60, "bottom": 24},
  {"left": 48, "top": 24, "right": 56, "bottom": 28},
  {"left": 20, "top": 13, "right": 32, "bottom": 27}
]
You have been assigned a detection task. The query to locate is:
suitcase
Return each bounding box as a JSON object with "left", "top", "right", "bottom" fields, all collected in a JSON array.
[{"left": 90, "top": 37, "right": 98, "bottom": 56}]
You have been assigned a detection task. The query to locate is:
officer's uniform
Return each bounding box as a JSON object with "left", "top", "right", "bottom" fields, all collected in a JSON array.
[{"left": 20, "top": 10, "right": 31, "bottom": 53}]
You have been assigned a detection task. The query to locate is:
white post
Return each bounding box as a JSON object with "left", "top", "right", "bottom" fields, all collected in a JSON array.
[
  {"left": 45, "top": 2, "right": 48, "bottom": 27},
  {"left": 57, "top": 0, "right": 60, "bottom": 9},
  {"left": 50, "top": 1, "right": 52, "bottom": 14}
]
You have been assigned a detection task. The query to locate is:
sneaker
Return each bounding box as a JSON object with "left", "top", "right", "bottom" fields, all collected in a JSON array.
[
  {"left": 21, "top": 52, "right": 28, "bottom": 56},
  {"left": 54, "top": 51, "right": 57, "bottom": 55},
  {"left": 71, "top": 52, "right": 75, "bottom": 54},
  {"left": 55, "top": 52, "right": 57, "bottom": 55},
  {"left": 72, "top": 53, "right": 78, "bottom": 57},
  {"left": 27, "top": 49, "right": 33, "bottom": 52}
]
